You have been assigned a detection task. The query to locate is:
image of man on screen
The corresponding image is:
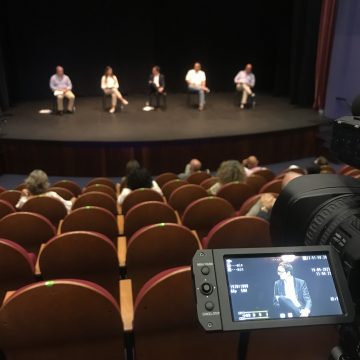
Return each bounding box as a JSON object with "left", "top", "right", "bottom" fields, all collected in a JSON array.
[{"left": 273, "top": 262, "right": 312, "bottom": 317}]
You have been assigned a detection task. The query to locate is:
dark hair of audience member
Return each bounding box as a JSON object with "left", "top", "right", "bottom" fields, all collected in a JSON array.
[
  {"left": 125, "top": 159, "right": 141, "bottom": 175},
  {"left": 126, "top": 168, "right": 153, "bottom": 190},
  {"left": 306, "top": 164, "right": 321, "bottom": 174}
]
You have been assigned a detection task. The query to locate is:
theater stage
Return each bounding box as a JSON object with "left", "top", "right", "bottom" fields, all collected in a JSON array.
[{"left": 0, "top": 93, "right": 326, "bottom": 176}]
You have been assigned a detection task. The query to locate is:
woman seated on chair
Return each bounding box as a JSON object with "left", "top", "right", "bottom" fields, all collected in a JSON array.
[
  {"left": 101, "top": 66, "right": 129, "bottom": 113},
  {"left": 117, "top": 168, "right": 163, "bottom": 205},
  {"left": 16, "top": 170, "right": 74, "bottom": 212}
]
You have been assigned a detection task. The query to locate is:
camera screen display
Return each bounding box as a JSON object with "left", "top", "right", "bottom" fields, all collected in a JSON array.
[{"left": 224, "top": 253, "right": 343, "bottom": 322}]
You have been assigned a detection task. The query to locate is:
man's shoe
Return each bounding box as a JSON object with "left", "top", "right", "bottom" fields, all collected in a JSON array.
[
  {"left": 199, "top": 105, "right": 204, "bottom": 111},
  {"left": 240, "top": 104, "right": 245, "bottom": 109}
]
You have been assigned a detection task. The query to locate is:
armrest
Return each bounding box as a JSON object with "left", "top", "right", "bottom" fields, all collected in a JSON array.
[
  {"left": 175, "top": 211, "right": 182, "bottom": 225},
  {"left": 192, "top": 230, "right": 203, "bottom": 249},
  {"left": 3, "top": 291, "right": 15, "bottom": 306},
  {"left": 115, "top": 182, "right": 121, "bottom": 196},
  {"left": 120, "top": 279, "right": 134, "bottom": 332},
  {"left": 35, "top": 243, "right": 47, "bottom": 276},
  {"left": 162, "top": 196, "right": 168, "bottom": 204},
  {"left": 117, "top": 236, "right": 127, "bottom": 268},
  {"left": 57, "top": 219, "right": 63, "bottom": 235},
  {"left": 117, "top": 203, "right": 122, "bottom": 215},
  {"left": 117, "top": 215, "right": 124, "bottom": 235}
]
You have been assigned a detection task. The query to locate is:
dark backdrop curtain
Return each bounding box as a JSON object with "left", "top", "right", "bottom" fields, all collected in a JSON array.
[{"left": 0, "top": 1, "right": 10, "bottom": 112}]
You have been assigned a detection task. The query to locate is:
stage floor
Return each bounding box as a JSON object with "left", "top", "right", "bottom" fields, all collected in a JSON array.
[{"left": 1, "top": 93, "right": 325, "bottom": 142}]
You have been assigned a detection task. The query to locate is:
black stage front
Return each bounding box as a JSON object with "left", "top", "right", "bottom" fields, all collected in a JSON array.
[{"left": 0, "top": 93, "right": 325, "bottom": 176}]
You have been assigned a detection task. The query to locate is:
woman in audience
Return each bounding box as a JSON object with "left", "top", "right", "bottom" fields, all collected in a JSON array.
[
  {"left": 208, "top": 160, "right": 246, "bottom": 195},
  {"left": 117, "top": 167, "right": 163, "bottom": 205},
  {"left": 16, "top": 169, "right": 74, "bottom": 212},
  {"left": 120, "top": 159, "right": 141, "bottom": 188}
]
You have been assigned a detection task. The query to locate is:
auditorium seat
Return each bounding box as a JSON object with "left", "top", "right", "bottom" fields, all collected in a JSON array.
[
  {"left": 320, "top": 165, "right": 336, "bottom": 174},
  {"left": 15, "top": 183, "right": 26, "bottom": 191},
  {"left": 38, "top": 231, "right": 120, "bottom": 300},
  {"left": 86, "top": 177, "right": 116, "bottom": 191},
  {"left": 154, "top": 172, "right": 178, "bottom": 188},
  {"left": 121, "top": 188, "right": 164, "bottom": 215},
  {"left": 61, "top": 207, "right": 119, "bottom": 245},
  {"left": 203, "top": 216, "right": 271, "bottom": 249},
  {"left": 72, "top": 191, "right": 117, "bottom": 215},
  {"left": 49, "top": 186, "right": 75, "bottom": 200},
  {"left": 0, "top": 186, "right": 5, "bottom": 194},
  {"left": 125, "top": 223, "right": 201, "bottom": 296},
  {"left": 275, "top": 167, "right": 306, "bottom": 179},
  {"left": 22, "top": 196, "right": 68, "bottom": 226},
  {"left": 124, "top": 201, "right": 178, "bottom": 238},
  {"left": 0, "top": 280, "right": 127, "bottom": 360},
  {"left": 345, "top": 169, "right": 360, "bottom": 178},
  {"left": 0, "top": 212, "right": 56, "bottom": 254},
  {"left": 161, "top": 179, "right": 188, "bottom": 200},
  {"left": 238, "top": 193, "right": 278, "bottom": 216},
  {"left": 0, "top": 200, "right": 15, "bottom": 220},
  {"left": 0, "top": 190, "right": 21, "bottom": 207},
  {"left": 217, "top": 182, "right": 256, "bottom": 210},
  {"left": 259, "top": 179, "right": 283, "bottom": 194},
  {"left": 168, "top": 184, "right": 208, "bottom": 216},
  {"left": 0, "top": 239, "right": 36, "bottom": 302},
  {"left": 252, "top": 168, "right": 275, "bottom": 182},
  {"left": 52, "top": 179, "right": 82, "bottom": 197},
  {"left": 200, "top": 177, "right": 219, "bottom": 190},
  {"left": 187, "top": 171, "right": 211, "bottom": 185},
  {"left": 246, "top": 174, "right": 267, "bottom": 193},
  {"left": 133, "top": 267, "right": 240, "bottom": 360},
  {"left": 339, "top": 164, "right": 355, "bottom": 175},
  {"left": 83, "top": 184, "right": 117, "bottom": 199},
  {"left": 182, "top": 197, "right": 235, "bottom": 239}
]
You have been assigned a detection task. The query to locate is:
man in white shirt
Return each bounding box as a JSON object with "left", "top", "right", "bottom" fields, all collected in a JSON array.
[
  {"left": 185, "top": 62, "right": 210, "bottom": 111},
  {"left": 234, "top": 63, "right": 256, "bottom": 109}
]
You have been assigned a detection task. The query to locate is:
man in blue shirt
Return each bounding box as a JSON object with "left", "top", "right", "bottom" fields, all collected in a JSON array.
[{"left": 234, "top": 63, "right": 256, "bottom": 109}]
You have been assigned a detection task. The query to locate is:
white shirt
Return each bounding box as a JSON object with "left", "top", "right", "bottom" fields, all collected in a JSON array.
[
  {"left": 153, "top": 74, "right": 160, "bottom": 87},
  {"left": 234, "top": 70, "right": 256, "bottom": 87},
  {"left": 101, "top": 75, "right": 119, "bottom": 89},
  {"left": 16, "top": 191, "right": 73, "bottom": 213},
  {"left": 284, "top": 277, "right": 301, "bottom": 308},
  {"left": 186, "top": 69, "right": 206, "bottom": 87},
  {"left": 117, "top": 181, "right": 163, "bottom": 205}
]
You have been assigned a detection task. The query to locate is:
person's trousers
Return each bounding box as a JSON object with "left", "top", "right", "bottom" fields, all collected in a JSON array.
[
  {"left": 188, "top": 85, "right": 205, "bottom": 106},
  {"left": 236, "top": 83, "right": 252, "bottom": 105},
  {"left": 104, "top": 88, "right": 123, "bottom": 107},
  {"left": 56, "top": 91, "right": 75, "bottom": 111},
  {"left": 149, "top": 85, "right": 161, "bottom": 108}
]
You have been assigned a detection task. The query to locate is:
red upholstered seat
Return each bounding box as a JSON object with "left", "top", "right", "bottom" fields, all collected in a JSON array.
[
  {"left": 0, "top": 200, "right": 16, "bottom": 220},
  {"left": 0, "top": 280, "right": 125, "bottom": 360},
  {"left": 121, "top": 188, "right": 164, "bottom": 215},
  {"left": 86, "top": 177, "right": 116, "bottom": 191},
  {"left": 0, "top": 186, "right": 6, "bottom": 194},
  {"left": 161, "top": 179, "right": 188, "bottom": 200},
  {"left": 275, "top": 167, "right": 306, "bottom": 179},
  {"left": 49, "top": 186, "right": 74, "bottom": 200},
  {"left": 238, "top": 193, "right": 278, "bottom": 216},
  {"left": 52, "top": 180, "right": 82, "bottom": 196},
  {"left": 259, "top": 179, "right": 283, "bottom": 194},
  {"left": 246, "top": 174, "right": 267, "bottom": 193},
  {"left": 0, "top": 190, "right": 22, "bottom": 207},
  {"left": 345, "top": 169, "right": 360, "bottom": 177},
  {"left": 187, "top": 171, "right": 211, "bottom": 185},
  {"left": 0, "top": 212, "right": 56, "bottom": 254},
  {"left": 203, "top": 216, "right": 271, "bottom": 248},
  {"left": 72, "top": 191, "right": 117, "bottom": 215},
  {"left": 252, "top": 168, "right": 275, "bottom": 182},
  {"left": 200, "top": 177, "right": 218, "bottom": 190},
  {"left": 217, "top": 182, "right": 256, "bottom": 210},
  {"left": 154, "top": 172, "right": 178, "bottom": 188},
  {"left": 83, "top": 184, "right": 117, "bottom": 199},
  {"left": 339, "top": 164, "right": 354, "bottom": 175}
]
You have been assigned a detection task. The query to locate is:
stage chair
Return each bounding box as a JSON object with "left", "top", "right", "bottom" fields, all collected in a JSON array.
[
  {"left": 203, "top": 216, "right": 271, "bottom": 249},
  {"left": 21, "top": 196, "right": 68, "bottom": 227},
  {"left": 102, "top": 92, "right": 123, "bottom": 112},
  {"left": 154, "top": 172, "right": 178, "bottom": 188},
  {"left": 0, "top": 239, "right": 36, "bottom": 303},
  {"left": 182, "top": 197, "right": 235, "bottom": 239},
  {"left": 133, "top": 267, "right": 240, "bottom": 360},
  {"left": 252, "top": 168, "right": 275, "bottom": 182},
  {"left": 123, "top": 201, "right": 178, "bottom": 238},
  {"left": 0, "top": 200, "right": 16, "bottom": 220},
  {"left": 72, "top": 191, "right": 117, "bottom": 215},
  {"left": 61, "top": 206, "right": 119, "bottom": 246},
  {"left": 246, "top": 174, "right": 267, "bottom": 193},
  {"left": 200, "top": 177, "right": 218, "bottom": 190},
  {"left": 83, "top": 184, "right": 117, "bottom": 199},
  {"left": 233, "top": 89, "right": 256, "bottom": 108},
  {"left": 149, "top": 90, "right": 167, "bottom": 109},
  {"left": 168, "top": 184, "right": 208, "bottom": 216},
  {"left": 217, "top": 182, "right": 256, "bottom": 210},
  {"left": 49, "top": 186, "right": 74, "bottom": 200},
  {"left": 37, "top": 231, "right": 120, "bottom": 300},
  {"left": 187, "top": 171, "right": 211, "bottom": 185},
  {"left": 238, "top": 193, "right": 278, "bottom": 216},
  {"left": 0, "top": 212, "right": 56, "bottom": 254},
  {"left": 161, "top": 179, "right": 188, "bottom": 200},
  {"left": 0, "top": 280, "right": 128, "bottom": 360},
  {"left": 121, "top": 188, "right": 164, "bottom": 216},
  {"left": 52, "top": 180, "right": 82, "bottom": 197},
  {"left": 86, "top": 177, "right": 116, "bottom": 191},
  {"left": 186, "top": 88, "right": 200, "bottom": 108},
  {"left": 125, "top": 223, "right": 201, "bottom": 297},
  {"left": 259, "top": 179, "right": 283, "bottom": 194},
  {"left": 0, "top": 190, "right": 21, "bottom": 207}
]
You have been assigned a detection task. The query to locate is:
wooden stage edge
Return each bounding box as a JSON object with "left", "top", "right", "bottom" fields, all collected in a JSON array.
[{"left": 0, "top": 125, "right": 320, "bottom": 177}]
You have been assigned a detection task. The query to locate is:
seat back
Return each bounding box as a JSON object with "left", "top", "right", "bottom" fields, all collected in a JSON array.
[
  {"left": 72, "top": 191, "right": 117, "bottom": 215},
  {"left": 339, "top": 164, "right": 355, "bottom": 175},
  {"left": 83, "top": 184, "right": 117, "bottom": 199},
  {"left": 182, "top": 197, "right": 235, "bottom": 239},
  {"left": 259, "top": 179, "right": 283, "bottom": 194},
  {"left": 203, "top": 216, "right": 271, "bottom": 248},
  {"left": 124, "top": 201, "right": 177, "bottom": 238},
  {"left": 0, "top": 186, "right": 6, "bottom": 193},
  {"left": 49, "top": 186, "right": 74, "bottom": 200},
  {"left": 154, "top": 172, "right": 178, "bottom": 188},
  {"left": 0, "top": 200, "right": 15, "bottom": 220},
  {"left": 22, "top": 196, "right": 68, "bottom": 226},
  {"left": 0, "top": 280, "right": 125, "bottom": 360},
  {"left": 246, "top": 174, "right": 267, "bottom": 193},
  {"left": 217, "top": 182, "right": 256, "bottom": 210},
  {"left": 0, "top": 212, "right": 56, "bottom": 254},
  {"left": 61, "top": 207, "right": 118, "bottom": 245},
  {"left": 127, "top": 223, "right": 201, "bottom": 296},
  {"left": 122, "top": 188, "right": 164, "bottom": 215},
  {"left": 252, "top": 168, "right": 275, "bottom": 182},
  {"left": 238, "top": 193, "right": 278, "bottom": 216},
  {"left": 52, "top": 180, "right": 82, "bottom": 196},
  {"left": 0, "top": 190, "right": 22, "bottom": 207},
  {"left": 134, "top": 267, "right": 239, "bottom": 360},
  {"left": 0, "top": 239, "right": 35, "bottom": 302},
  {"left": 39, "top": 231, "right": 119, "bottom": 300},
  {"left": 187, "top": 171, "right": 211, "bottom": 185},
  {"left": 161, "top": 179, "right": 188, "bottom": 200},
  {"left": 200, "top": 177, "right": 218, "bottom": 190},
  {"left": 86, "top": 177, "right": 116, "bottom": 191},
  {"left": 345, "top": 169, "right": 360, "bottom": 178},
  {"left": 168, "top": 184, "right": 208, "bottom": 215}
]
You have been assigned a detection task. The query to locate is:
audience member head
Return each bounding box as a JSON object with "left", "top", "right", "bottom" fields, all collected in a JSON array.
[
  {"left": 189, "top": 159, "right": 202, "bottom": 173},
  {"left": 125, "top": 159, "right": 141, "bottom": 176},
  {"left": 104, "top": 66, "right": 114, "bottom": 77},
  {"left": 126, "top": 168, "right": 153, "bottom": 190},
  {"left": 306, "top": 164, "right": 321, "bottom": 174},
  {"left": 314, "top": 156, "right": 328, "bottom": 167},
  {"left": 194, "top": 62, "right": 201, "bottom": 71},
  {"left": 24, "top": 169, "right": 50, "bottom": 195},
  {"left": 281, "top": 171, "right": 302, "bottom": 189},
  {"left": 243, "top": 155, "right": 259, "bottom": 169},
  {"left": 152, "top": 66, "right": 160, "bottom": 75},
  {"left": 245, "top": 63, "right": 253, "bottom": 73},
  {"left": 56, "top": 66, "right": 64, "bottom": 76},
  {"left": 216, "top": 160, "right": 246, "bottom": 185}
]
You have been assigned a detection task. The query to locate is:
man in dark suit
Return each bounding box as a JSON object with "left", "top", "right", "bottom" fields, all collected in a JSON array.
[
  {"left": 273, "top": 262, "right": 312, "bottom": 317},
  {"left": 148, "top": 65, "right": 165, "bottom": 109}
]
